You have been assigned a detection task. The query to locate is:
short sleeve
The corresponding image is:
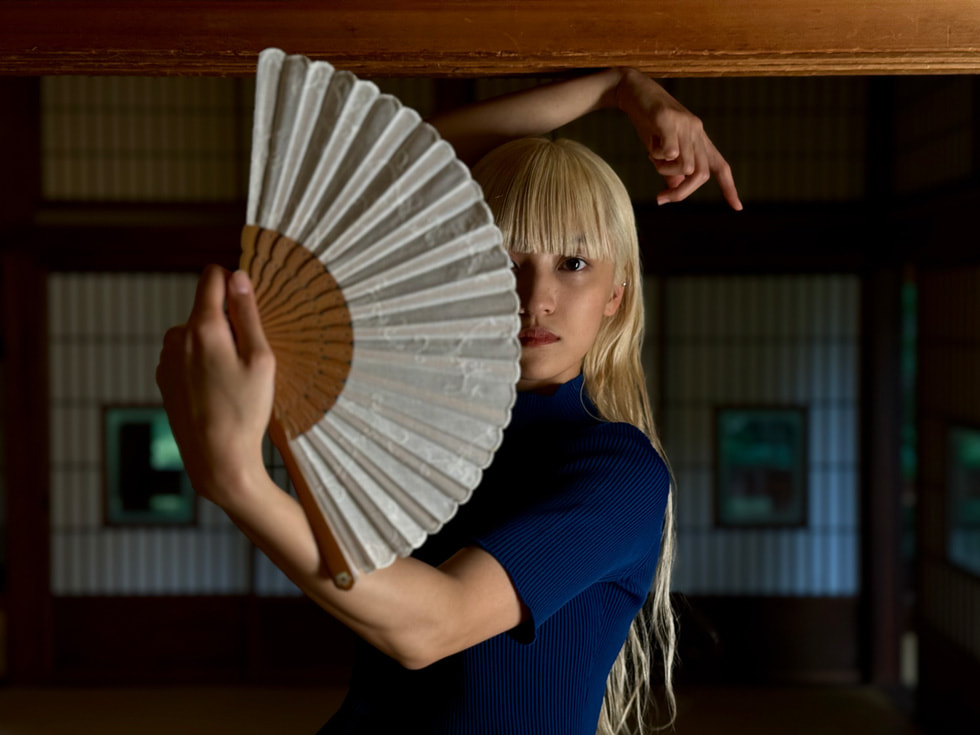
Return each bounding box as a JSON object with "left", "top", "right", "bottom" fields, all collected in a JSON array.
[{"left": 472, "top": 422, "right": 670, "bottom": 638}]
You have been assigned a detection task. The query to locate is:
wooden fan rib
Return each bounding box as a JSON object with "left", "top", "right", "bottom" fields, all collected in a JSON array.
[
  {"left": 276, "top": 370, "right": 349, "bottom": 403},
  {"left": 274, "top": 357, "right": 350, "bottom": 395},
  {"left": 245, "top": 230, "right": 350, "bottom": 329},
  {"left": 275, "top": 372, "right": 347, "bottom": 438},
  {"left": 268, "top": 417, "right": 356, "bottom": 589},
  {"left": 241, "top": 226, "right": 355, "bottom": 440},
  {"left": 269, "top": 333, "right": 354, "bottom": 370},
  {"left": 249, "top": 230, "right": 311, "bottom": 313},
  {"left": 249, "top": 228, "right": 284, "bottom": 307},
  {"left": 259, "top": 292, "right": 349, "bottom": 330},
  {"left": 258, "top": 275, "right": 347, "bottom": 314},
  {"left": 264, "top": 330, "right": 353, "bottom": 363},
  {"left": 273, "top": 356, "right": 352, "bottom": 400}
]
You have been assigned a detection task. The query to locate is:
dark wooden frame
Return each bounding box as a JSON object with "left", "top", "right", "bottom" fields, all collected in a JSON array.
[
  {"left": 0, "top": 77, "right": 49, "bottom": 684},
  {"left": 3, "top": 0, "right": 980, "bottom": 77},
  {"left": 714, "top": 405, "right": 809, "bottom": 529}
]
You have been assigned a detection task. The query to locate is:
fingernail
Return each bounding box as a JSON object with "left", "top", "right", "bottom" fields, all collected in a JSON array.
[{"left": 230, "top": 270, "right": 252, "bottom": 294}]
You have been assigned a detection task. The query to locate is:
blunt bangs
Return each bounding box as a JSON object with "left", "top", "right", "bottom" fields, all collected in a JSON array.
[{"left": 472, "top": 138, "right": 632, "bottom": 268}]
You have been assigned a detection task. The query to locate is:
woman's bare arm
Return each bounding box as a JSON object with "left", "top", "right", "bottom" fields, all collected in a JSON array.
[
  {"left": 428, "top": 67, "right": 741, "bottom": 210},
  {"left": 157, "top": 266, "right": 524, "bottom": 670}
]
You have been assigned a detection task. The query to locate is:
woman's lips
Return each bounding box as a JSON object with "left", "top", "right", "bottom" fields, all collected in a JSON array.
[{"left": 519, "top": 327, "right": 558, "bottom": 347}]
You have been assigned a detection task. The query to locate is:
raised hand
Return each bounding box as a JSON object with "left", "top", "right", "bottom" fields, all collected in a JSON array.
[
  {"left": 615, "top": 68, "right": 742, "bottom": 210},
  {"left": 156, "top": 266, "right": 276, "bottom": 507}
]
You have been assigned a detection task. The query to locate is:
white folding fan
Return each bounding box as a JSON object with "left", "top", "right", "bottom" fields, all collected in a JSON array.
[{"left": 241, "top": 48, "right": 521, "bottom": 589}]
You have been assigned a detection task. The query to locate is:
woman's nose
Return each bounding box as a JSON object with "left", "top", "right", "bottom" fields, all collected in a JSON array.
[{"left": 516, "top": 269, "right": 556, "bottom": 316}]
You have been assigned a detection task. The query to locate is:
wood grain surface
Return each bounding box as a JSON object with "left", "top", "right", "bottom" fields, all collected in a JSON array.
[{"left": 2, "top": 0, "right": 980, "bottom": 77}]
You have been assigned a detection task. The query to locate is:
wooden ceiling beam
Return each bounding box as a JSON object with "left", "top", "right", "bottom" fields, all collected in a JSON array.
[{"left": 2, "top": 0, "right": 980, "bottom": 77}]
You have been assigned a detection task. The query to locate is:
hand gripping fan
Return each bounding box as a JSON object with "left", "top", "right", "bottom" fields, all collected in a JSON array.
[{"left": 241, "top": 49, "right": 521, "bottom": 589}]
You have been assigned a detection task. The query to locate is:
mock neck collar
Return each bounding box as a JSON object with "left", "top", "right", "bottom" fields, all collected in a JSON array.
[{"left": 511, "top": 373, "right": 595, "bottom": 424}]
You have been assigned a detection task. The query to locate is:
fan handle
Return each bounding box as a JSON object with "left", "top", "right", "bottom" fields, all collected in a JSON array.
[{"left": 268, "top": 417, "right": 356, "bottom": 590}]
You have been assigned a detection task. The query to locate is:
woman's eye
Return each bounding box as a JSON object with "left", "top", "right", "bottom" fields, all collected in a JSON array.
[{"left": 561, "top": 257, "right": 588, "bottom": 272}]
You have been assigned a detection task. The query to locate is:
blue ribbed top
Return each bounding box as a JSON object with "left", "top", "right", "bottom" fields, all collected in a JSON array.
[{"left": 320, "top": 375, "right": 670, "bottom": 735}]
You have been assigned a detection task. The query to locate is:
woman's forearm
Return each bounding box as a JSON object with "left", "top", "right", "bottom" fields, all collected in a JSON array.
[
  {"left": 428, "top": 68, "right": 625, "bottom": 165},
  {"left": 428, "top": 67, "right": 741, "bottom": 209},
  {"left": 157, "top": 267, "right": 523, "bottom": 670},
  {"left": 221, "top": 475, "right": 523, "bottom": 669}
]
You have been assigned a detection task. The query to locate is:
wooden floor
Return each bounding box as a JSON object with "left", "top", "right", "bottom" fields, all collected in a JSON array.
[{"left": 0, "top": 684, "right": 923, "bottom": 735}]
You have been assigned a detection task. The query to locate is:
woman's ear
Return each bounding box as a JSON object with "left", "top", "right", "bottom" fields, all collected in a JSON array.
[{"left": 604, "top": 281, "right": 626, "bottom": 317}]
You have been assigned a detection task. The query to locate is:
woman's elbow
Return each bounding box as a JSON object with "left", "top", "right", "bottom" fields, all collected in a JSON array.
[
  {"left": 377, "top": 627, "right": 453, "bottom": 671},
  {"left": 396, "top": 649, "right": 440, "bottom": 671}
]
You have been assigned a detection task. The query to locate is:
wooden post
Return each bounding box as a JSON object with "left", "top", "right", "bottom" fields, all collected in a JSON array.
[
  {"left": 859, "top": 264, "right": 904, "bottom": 686},
  {"left": 0, "top": 77, "right": 51, "bottom": 683}
]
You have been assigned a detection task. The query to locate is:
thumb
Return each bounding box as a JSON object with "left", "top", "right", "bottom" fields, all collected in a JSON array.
[{"left": 226, "top": 270, "right": 271, "bottom": 363}]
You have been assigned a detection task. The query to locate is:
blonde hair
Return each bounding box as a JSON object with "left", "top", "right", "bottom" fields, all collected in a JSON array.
[{"left": 472, "top": 138, "right": 678, "bottom": 734}]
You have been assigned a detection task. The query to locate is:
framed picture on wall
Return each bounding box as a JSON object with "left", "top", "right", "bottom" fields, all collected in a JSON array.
[
  {"left": 715, "top": 406, "right": 808, "bottom": 528},
  {"left": 947, "top": 423, "right": 980, "bottom": 577},
  {"left": 103, "top": 405, "right": 196, "bottom": 526}
]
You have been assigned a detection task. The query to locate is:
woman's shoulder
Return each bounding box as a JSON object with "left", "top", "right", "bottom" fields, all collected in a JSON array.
[
  {"left": 570, "top": 418, "right": 670, "bottom": 492},
  {"left": 579, "top": 415, "right": 662, "bottom": 456}
]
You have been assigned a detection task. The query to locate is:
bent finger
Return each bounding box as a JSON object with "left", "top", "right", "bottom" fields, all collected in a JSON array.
[
  {"left": 657, "top": 170, "right": 710, "bottom": 205},
  {"left": 657, "top": 144, "right": 711, "bottom": 204},
  {"left": 651, "top": 156, "right": 688, "bottom": 178}
]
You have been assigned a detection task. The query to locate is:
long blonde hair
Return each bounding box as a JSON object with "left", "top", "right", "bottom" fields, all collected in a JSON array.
[{"left": 472, "top": 137, "right": 678, "bottom": 733}]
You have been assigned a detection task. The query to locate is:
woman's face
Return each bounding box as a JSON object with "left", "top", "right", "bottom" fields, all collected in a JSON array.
[{"left": 510, "top": 250, "right": 624, "bottom": 393}]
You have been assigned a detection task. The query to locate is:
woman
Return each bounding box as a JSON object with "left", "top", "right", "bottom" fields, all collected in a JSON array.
[{"left": 157, "top": 68, "right": 739, "bottom": 734}]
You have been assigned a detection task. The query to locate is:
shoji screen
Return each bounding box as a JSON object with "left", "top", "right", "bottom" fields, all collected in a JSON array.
[
  {"left": 47, "top": 273, "right": 253, "bottom": 594},
  {"left": 47, "top": 273, "right": 305, "bottom": 596},
  {"left": 660, "top": 275, "right": 860, "bottom": 596}
]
